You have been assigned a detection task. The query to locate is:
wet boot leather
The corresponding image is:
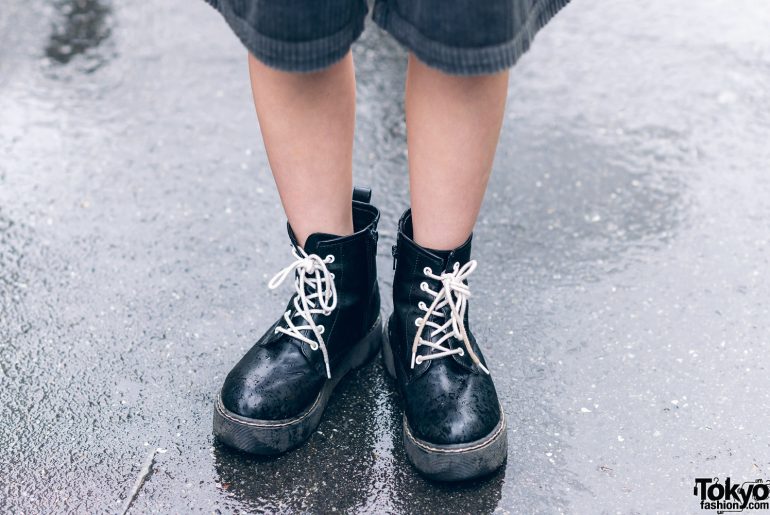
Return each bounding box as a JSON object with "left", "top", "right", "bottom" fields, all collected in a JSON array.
[
  {"left": 213, "top": 188, "right": 381, "bottom": 455},
  {"left": 383, "top": 209, "right": 507, "bottom": 481}
]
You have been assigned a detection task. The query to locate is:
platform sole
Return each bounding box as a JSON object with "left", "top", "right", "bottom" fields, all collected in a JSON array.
[
  {"left": 382, "top": 319, "right": 508, "bottom": 481},
  {"left": 213, "top": 316, "right": 382, "bottom": 456}
]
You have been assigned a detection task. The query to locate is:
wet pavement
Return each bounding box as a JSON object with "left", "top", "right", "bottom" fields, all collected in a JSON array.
[{"left": 2, "top": 0, "right": 770, "bottom": 513}]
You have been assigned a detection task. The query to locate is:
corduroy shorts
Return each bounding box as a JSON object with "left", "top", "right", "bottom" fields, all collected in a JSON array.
[{"left": 204, "top": 0, "right": 570, "bottom": 75}]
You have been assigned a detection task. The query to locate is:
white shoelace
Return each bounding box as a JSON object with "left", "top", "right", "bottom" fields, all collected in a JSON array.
[
  {"left": 268, "top": 246, "right": 337, "bottom": 378},
  {"left": 410, "top": 260, "right": 490, "bottom": 374}
]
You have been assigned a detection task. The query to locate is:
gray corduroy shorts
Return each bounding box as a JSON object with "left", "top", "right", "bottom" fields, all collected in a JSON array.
[{"left": 204, "top": 0, "right": 570, "bottom": 75}]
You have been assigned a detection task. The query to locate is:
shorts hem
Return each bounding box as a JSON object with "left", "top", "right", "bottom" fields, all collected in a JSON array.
[
  {"left": 372, "top": 0, "right": 571, "bottom": 75},
  {"left": 204, "top": 0, "right": 367, "bottom": 73}
]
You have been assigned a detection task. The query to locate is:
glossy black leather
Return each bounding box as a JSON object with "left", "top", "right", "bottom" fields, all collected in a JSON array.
[
  {"left": 220, "top": 198, "right": 380, "bottom": 420},
  {"left": 388, "top": 209, "right": 502, "bottom": 445}
]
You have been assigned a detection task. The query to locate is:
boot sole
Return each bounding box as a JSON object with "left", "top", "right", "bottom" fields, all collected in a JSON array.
[
  {"left": 382, "top": 319, "right": 508, "bottom": 481},
  {"left": 213, "top": 316, "right": 383, "bottom": 456}
]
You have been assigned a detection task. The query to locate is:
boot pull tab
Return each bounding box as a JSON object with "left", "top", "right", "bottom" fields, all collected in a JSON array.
[{"left": 352, "top": 186, "right": 372, "bottom": 204}]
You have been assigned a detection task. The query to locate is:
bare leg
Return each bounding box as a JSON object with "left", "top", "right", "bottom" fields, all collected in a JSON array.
[
  {"left": 405, "top": 54, "right": 509, "bottom": 250},
  {"left": 248, "top": 52, "right": 356, "bottom": 246}
]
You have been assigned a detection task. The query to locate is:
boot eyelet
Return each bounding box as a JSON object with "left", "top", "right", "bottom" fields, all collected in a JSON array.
[
  {"left": 414, "top": 318, "right": 422, "bottom": 326},
  {"left": 415, "top": 356, "right": 424, "bottom": 365},
  {"left": 418, "top": 301, "right": 427, "bottom": 310},
  {"left": 420, "top": 282, "right": 428, "bottom": 291},
  {"left": 310, "top": 343, "right": 319, "bottom": 350},
  {"left": 423, "top": 266, "right": 432, "bottom": 275},
  {"left": 318, "top": 325, "right": 325, "bottom": 334},
  {"left": 325, "top": 255, "right": 335, "bottom": 263},
  {"left": 458, "top": 349, "right": 465, "bottom": 357},
  {"left": 330, "top": 272, "right": 335, "bottom": 279}
]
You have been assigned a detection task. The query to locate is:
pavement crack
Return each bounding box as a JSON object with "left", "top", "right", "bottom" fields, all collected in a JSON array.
[{"left": 120, "top": 447, "right": 161, "bottom": 515}]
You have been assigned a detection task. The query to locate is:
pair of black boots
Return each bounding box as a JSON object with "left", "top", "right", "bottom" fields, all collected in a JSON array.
[{"left": 213, "top": 188, "right": 507, "bottom": 481}]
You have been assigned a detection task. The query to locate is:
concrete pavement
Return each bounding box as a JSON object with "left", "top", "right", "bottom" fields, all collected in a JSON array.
[{"left": 2, "top": 0, "right": 770, "bottom": 512}]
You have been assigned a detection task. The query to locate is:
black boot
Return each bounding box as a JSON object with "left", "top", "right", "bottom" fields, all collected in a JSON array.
[
  {"left": 383, "top": 209, "right": 507, "bottom": 481},
  {"left": 214, "top": 188, "right": 382, "bottom": 455}
]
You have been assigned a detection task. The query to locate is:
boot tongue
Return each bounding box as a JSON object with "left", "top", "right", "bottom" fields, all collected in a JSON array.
[
  {"left": 425, "top": 247, "right": 451, "bottom": 261},
  {"left": 302, "top": 232, "right": 339, "bottom": 255},
  {"left": 424, "top": 236, "right": 472, "bottom": 272},
  {"left": 286, "top": 223, "right": 339, "bottom": 255}
]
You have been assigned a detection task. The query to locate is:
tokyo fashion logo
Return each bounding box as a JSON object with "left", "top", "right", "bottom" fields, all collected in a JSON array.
[{"left": 694, "top": 478, "right": 770, "bottom": 513}]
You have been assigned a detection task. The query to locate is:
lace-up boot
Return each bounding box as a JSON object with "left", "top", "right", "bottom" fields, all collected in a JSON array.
[
  {"left": 214, "top": 188, "right": 381, "bottom": 455},
  {"left": 383, "top": 209, "right": 507, "bottom": 480}
]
